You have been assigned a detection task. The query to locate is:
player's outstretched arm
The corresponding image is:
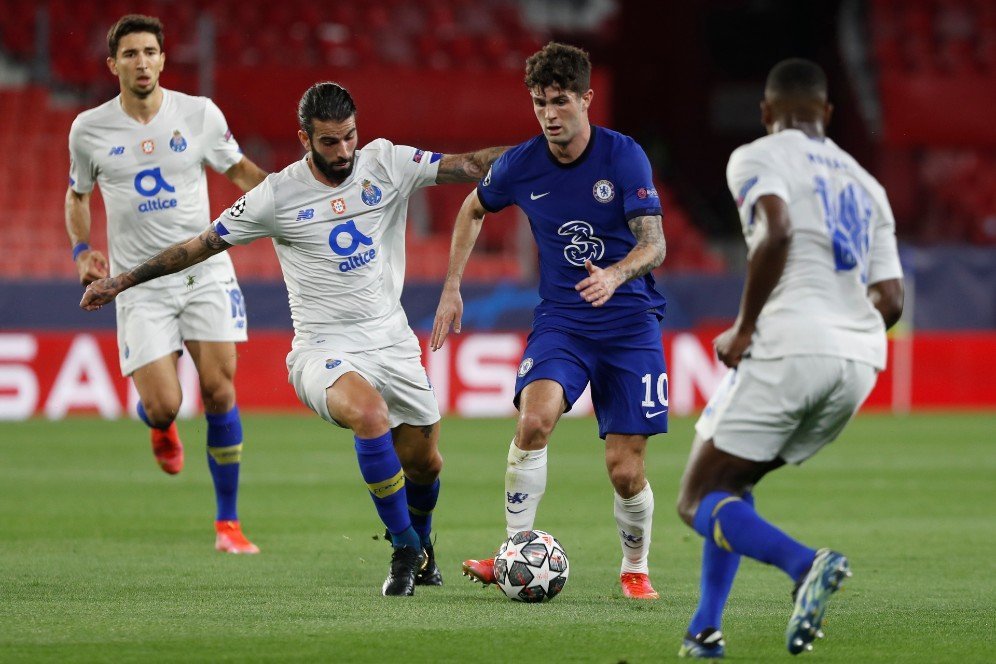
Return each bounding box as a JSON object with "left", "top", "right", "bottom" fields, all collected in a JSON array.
[
  {"left": 224, "top": 156, "right": 268, "bottom": 192},
  {"left": 80, "top": 226, "right": 230, "bottom": 311},
  {"left": 575, "top": 214, "right": 666, "bottom": 307},
  {"left": 868, "top": 278, "right": 904, "bottom": 330},
  {"left": 430, "top": 190, "right": 489, "bottom": 350},
  {"left": 714, "top": 194, "right": 792, "bottom": 367},
  {"left": 65, "top": 187, "right": 109, "bottom": 286},
  {"left": 435, "top": 146, "right": 508, "bottom": 184}
]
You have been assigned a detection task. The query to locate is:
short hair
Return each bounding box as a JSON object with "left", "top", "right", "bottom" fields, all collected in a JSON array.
[
  {"left": 107, "top": 14, "right": 164, "bottom": 58},
  {"left": 297, "top": 82, "right": 357, "bottom": 137},
  {"left": 524, "top": 42, "right": 591, "bottom": 96},
  {"left": 765, "top": 58, "right": 828, "bottom": 101}
]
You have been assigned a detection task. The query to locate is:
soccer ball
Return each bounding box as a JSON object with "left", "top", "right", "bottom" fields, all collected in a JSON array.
[{"left": 494, "top": 530, "right": 569, "bottom": 602}]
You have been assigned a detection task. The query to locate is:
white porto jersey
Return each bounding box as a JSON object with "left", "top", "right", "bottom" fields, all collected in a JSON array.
[
  {"left": 214, "top": 139, "right": 441, "bottom": 351},
  {"left": 69, "top": 88, "right": 243, "bottom": 300},
  {"left": 728, "top": 129, "right": 903, "bottom": 370}
]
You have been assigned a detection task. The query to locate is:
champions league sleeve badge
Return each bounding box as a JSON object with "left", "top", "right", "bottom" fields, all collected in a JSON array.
[
  {"left": 360, "top": 179, "right": 383, "bottom": 206},
  {"left": 169, "top": 130, "right": 188, "bottom": 153}
]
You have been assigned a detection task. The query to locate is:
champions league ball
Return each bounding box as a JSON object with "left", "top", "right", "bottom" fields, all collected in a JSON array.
[{"left": 495, "top": 530, "right": 569, "bottom": 602}]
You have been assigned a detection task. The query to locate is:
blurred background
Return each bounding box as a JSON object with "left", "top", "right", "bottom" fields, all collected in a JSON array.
[{"left": 0, "top": 0, "right": 993, "bottom": 419}]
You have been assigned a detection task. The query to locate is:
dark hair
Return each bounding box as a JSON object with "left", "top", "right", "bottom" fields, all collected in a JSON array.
[
  {"left": 524, "top": 42, "right": 591, "bottom": 96},
  {"left": 765, "top": 58, "right": 828, "bottom": 100},
  {"left": 107, "top": 14, "right": 164, "bottom": 58},
  {"left": 297, "top": 82, "right": 357, "bottom": 136}
]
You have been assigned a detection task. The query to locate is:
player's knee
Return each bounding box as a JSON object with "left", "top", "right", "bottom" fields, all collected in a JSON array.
[
  {"left": 142, "top": 397, "right": 180, "bottom": 428},
  {"left": 200, "top": 381, "right": 236, "bottom": 413},
  {"left": 345, "top": 401, "right": 391, "bottom": 439},
  {"left": 405, "top": 450, "right": 443, "bottom": 484},
  {"left": 608, "top": 464, "right": 645, "bottom": 499},
  {"left": 516, "top": 412, "right": 556, "bottom": 449},
  {"left": 675, "top": 490, "right": 698, "bottom": 529}
]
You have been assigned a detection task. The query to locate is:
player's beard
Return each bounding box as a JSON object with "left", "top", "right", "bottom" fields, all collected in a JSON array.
[{"left": 311, "top": 147, "right": 354, "bottom": 185}]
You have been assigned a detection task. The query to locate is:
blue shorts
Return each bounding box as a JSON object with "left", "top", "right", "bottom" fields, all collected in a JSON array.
[{"left": 513, "top": 313, "right": 669, "bottom": 439}]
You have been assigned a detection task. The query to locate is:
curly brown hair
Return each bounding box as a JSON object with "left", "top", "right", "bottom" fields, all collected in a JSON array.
[
  {"left": 107, "top": 14, "right": 164, "bottom": 58},
  {"left": 524, "top": 42, "right": 591, "bottom": 96}
]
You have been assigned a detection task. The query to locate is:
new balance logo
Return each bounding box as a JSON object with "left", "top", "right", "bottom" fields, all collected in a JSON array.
[
  {"left": 108, "top": 146, "right": 125, "bottom": 156},
  {"left": 296, "top": 208, "right": 315, "bottom": 221},
  {"left": 530, "top": 191, "right": 550, "bottom": 200}
]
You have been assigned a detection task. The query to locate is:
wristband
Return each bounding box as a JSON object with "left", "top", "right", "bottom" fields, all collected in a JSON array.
[{"left": 72, "top": 242, "right": 90, "bottom": 261}]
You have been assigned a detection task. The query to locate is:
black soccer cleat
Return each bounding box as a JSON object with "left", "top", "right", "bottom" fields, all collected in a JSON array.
[
  {"left": 382, "top": 546, "right": 425, "bottom": 597},
  {"left": 383, "top": 529, "right": 442, "bottom": 586}
]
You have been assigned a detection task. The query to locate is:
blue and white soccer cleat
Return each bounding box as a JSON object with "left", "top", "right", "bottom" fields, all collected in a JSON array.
[
  {"left": 786, "top": 548, "right": 851, "bottom": 655},
  {"left": 678, "top": 628, "right": 726, "bottom": 659}
]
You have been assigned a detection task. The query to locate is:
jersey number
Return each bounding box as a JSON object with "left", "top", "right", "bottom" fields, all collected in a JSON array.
[
  {"left": 813, "top": 176, "right": 873, "bottom": 283},
  {"left": 641, "top": 373, "right": 669, "bottom": 408},
  {"left": 558, "top": 220, "right": 605, "bottom": 267}
]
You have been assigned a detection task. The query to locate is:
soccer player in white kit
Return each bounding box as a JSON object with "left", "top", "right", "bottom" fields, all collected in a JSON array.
[
  {"left": 674, "top": 59, "right": 905, "bottom": 658},
  {"left": 64, "top": 15, "right": 267, "bottom": 554},
  {"left": 80, "top": 81, "right": 507, "bottom": 596}
]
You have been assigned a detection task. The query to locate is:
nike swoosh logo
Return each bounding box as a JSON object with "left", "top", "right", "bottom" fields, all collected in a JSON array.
[
  {"left": 623, "top": 542, "right": 641, "bottom": 549},
  {"left": 506, "top": 507, "right": 526, "bottom": 514},
  {"left": 530, "top": 192, "right": 550, "bottom": 200},
  {"left": 645, "top": 410, "right": 667, "bottom": 418}
]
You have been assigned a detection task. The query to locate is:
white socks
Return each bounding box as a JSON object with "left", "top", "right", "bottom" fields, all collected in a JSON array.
[
  {"left": 504, "top": 439, "right": 547, "bottom": 538},
  {"left": 614, "top": 482, "right": 654, "bottom": 574}
]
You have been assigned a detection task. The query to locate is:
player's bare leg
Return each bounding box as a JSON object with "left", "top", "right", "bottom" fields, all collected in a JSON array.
[
  {"left": 187, "top": 341, "right": 257, "bottom": 554},
  {"left": 326, "top": 373, "right": 424, "bottom": 596},
  {"left": 131, "top": 353, "right": 184, "bottom": 474},
  {"left": 391, "top": 421, "right": 444, "bottom": 585},
  {"left": 462, "top": 379, "right": 565, "bottom": 586},
  {"left": 605, "top": 434, "right": 658, "bottom": 599}
]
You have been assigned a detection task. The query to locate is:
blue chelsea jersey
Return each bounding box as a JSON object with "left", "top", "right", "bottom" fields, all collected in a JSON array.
[{"left": 477, "top": 125, "right": 666, "bottom": 329}]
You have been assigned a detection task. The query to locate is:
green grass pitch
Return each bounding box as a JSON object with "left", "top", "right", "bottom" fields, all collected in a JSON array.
[{"left": 1, "top": 413, "right": 993, "bottom": 662}]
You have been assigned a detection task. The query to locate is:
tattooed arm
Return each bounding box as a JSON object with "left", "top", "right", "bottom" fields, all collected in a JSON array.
[
  {"left": 435, "top": 146, "right": 509, "bottom": 184},
  {"left": 80, "top": 226, "right": 231, "bottom": 310},
  {"left": 575, "top": 215, "right": 667, "bottom": 307}
]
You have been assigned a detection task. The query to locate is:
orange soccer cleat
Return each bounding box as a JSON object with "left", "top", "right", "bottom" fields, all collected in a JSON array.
[
  {"left": 620, "top": 572, "right": 660, "bottom": 599},
  {"left": 461, "top": 557, "right": 496, "bottom": 585},
  {"left": 150, "top": 422, "right": 184, "bottom": 475},
  {"left": 215, "top": 520, "right": 260, "bottom": 554}
]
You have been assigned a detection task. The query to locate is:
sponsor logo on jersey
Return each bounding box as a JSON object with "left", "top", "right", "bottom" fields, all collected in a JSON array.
[
  {"left": 169, "top": 130, "right": 187, "bottom": 153},
  {"left": 360, "top": 179, "right": 382, "bottom": 206},
  {"left": 325, "top": 359, "right": 342, "bottom": 369},
  {"left": 133, "top": 167, "right": 178, "bottom": 213},
  {"left": 296, "top": 208, "right": 315, "bottom": 221},
  {"left": 108, "top": 146, "right": 125, "bottom": 156},
  {"left": 636, "top": 186, "right": 658, "bottom": 200},
  {"left": 518, "top": 357, "right": 533, "bottom": 377},
  {"left": 736, "top": 176, "right": 758, "bottom": 208},
  {"left": 140, "top": 139, "right": 155, "bottom": 154},
  {"left": 228, "top": 195, "right": 247, "bottom": 217},
  {"left": 593, "top": 179, "right": 615, "bottom": 203},
  {"left": 558, "top": 220, "right": 605, "bottom": 266},
  {"left": 331, "top": 198, "right": 346, "bottom": 214},
  {"left": 328, "top": 219, "right": 377, "bottom": 272}
]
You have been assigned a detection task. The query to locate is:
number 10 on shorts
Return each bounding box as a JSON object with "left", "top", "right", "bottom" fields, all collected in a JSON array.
[{"left": 641, "top": 373, "right": 669, "bottom": 408}]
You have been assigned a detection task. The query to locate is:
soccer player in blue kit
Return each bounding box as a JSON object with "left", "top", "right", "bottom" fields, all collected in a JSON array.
[{"left": 431, "top": 42, "right": 668, "bottom": 600}]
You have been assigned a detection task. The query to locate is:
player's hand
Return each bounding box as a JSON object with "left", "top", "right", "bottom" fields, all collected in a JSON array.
[
  {"left": 80, "top": 277, "right": 123, "bottom": 311},
  {"left": 713, "top": 324, "right": 753, "bottom": 368},
  {"left": 431, "top": 286, "right": 464, "bottom": 351},
  {"left": 575, "top": 259, "right": 621, "bottom": 307},
  {"left": 76, "top": 249, "right": 109, "bottom": 286}
]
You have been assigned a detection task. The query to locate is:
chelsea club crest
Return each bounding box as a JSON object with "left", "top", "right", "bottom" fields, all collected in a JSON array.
[
  {"left": 169, "top": 129, "right": 188, "bottom": 153},
  {"left": 593, "top": 179, "right": 615, "bottom": 203},
  {"left": 360, "top": 179, "right": 382, "bottom": 206}
]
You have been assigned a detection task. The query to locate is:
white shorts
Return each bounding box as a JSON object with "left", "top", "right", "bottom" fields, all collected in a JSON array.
[
  {"left": 287, "top": 335, "right": 440, "bottom": 429},
  {"left": 115, "top": 265, "right": 248, "bottom": 376},
  {"left": 695, "top": 355, "right": 877, "bottom": 465}
]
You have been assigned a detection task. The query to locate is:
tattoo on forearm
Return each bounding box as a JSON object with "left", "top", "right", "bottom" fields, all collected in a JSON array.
[
  {"left": 419, "top": 425, "right": 434, "bottom": 440},
  {"left": 617, "top": 215, "right": 666, "bottom": 282},
  {"left": 201, "top": 227, "right": 229, "bottom": 251},
  {"left": 438, "top": 146, "right": 508, "bottom": 183},
  {"left": 125, "top": 228, "right": 227, "bottom": 287}
]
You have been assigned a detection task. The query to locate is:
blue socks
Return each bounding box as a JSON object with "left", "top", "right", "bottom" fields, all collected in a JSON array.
[
  {"left": 354, "top": 433, "right": 420, "bottom": 550},
  {"left": 693, "top": 491, "right": 816, "bottom": 584},
  {"left": 688, "top": 493, "right": 753, "bottom": 635},
  {"left": 206, "top": 406, "right": 243, "bottom": 522},
  {"left": 405, "top": 478, "right": 440, "bottom": 548}
]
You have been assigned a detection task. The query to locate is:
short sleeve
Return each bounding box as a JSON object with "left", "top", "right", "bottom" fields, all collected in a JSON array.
[
  {"left": 68, "top": 117, "right": 96, "bottom": 194},
  {"left": 476, "top": 152, "right": 513, "bottom": 213},
  {"left": 213, "top": 177, "right": 276, "bottom": 245},
  {"left": 617, "top": 140, "right": 662, "bottom": 221},
  {"left": 726, "top": 143, "right": 791, "bottom": 230},
  {"left": 377, "top": 139, "right": 441, "bottom": 198},
  {"left": 867, "top": 192, "right": 904, "bottom": 285},
  {"left": 202, "top": 99, "right": 243, "bottom": 174}
]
